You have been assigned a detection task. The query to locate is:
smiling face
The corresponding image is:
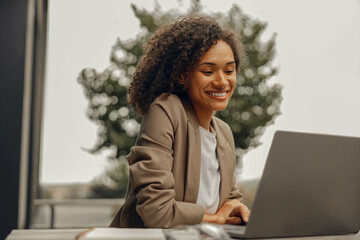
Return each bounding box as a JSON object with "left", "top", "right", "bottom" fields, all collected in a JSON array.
[{"left": 187, "top": 40, "right": 237, "bottom": 124}]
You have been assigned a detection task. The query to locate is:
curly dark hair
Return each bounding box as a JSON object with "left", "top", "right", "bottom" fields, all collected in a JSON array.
[{"left": 128, "top": 16, "right": 244, "bottom": 115}]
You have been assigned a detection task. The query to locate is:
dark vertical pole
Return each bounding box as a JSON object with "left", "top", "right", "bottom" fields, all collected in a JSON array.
[
  {"left": 26, "top": 0, "right": 48, "bottom": 229},
  {"left": 0, "top": 0, "right": 30, "bottom": 239},
  {"left": 0, "top": 0, "right": 48, "bottom": 237},
  {"left": 49, "top": 205, "right": 55, "bottom": 229}
]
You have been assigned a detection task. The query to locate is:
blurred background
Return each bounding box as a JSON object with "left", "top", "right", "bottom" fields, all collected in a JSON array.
[{"left": 1, "top": 0, "right": 359, "bottom": 238}]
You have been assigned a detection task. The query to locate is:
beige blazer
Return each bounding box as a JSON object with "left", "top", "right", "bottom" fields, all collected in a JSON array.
[{"left": 110, "top": 93, "right": 243, "bottom": 228}]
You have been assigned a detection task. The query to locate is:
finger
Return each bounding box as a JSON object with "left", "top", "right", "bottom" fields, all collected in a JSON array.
[
  {"left": 226, "top": 216, "right": 243, "bottom": 225},
  {"left": 217, "top": 202, "right": 236, "bottom": 219},
  {"left": 229, "top": 204, "right": 246, "bottom": 216},
  {"left": 239, "top": 205, "right": 251, "bottom": 223},
  {"left": 229, "top": 205, "right": 250, "bottom": 220}
]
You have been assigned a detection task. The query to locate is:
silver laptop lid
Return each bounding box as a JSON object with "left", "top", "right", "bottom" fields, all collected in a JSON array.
[{"left": 245, "top": 130, "right": 360, "bottom": 238}]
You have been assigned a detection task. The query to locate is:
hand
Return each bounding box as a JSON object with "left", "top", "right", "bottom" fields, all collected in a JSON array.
[
  {"left": 222, "top": 199, "right": 250, "bottom": 225},
  {"left": 202, "top": 199, "right": 251, "bottom": 225}
]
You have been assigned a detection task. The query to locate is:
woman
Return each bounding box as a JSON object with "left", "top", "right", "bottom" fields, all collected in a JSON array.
[{"left": 110, "top": 16, "right": 250, "bottom": 228}]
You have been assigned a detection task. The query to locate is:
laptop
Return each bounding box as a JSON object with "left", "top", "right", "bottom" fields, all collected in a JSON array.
[{"left": 223, "top": 130, "right": 360, "bottom": 239}]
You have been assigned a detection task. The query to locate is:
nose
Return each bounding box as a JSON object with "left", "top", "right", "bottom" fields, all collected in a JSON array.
[{"left": 213, "top": 71, "right": 228, "bottom": 89}]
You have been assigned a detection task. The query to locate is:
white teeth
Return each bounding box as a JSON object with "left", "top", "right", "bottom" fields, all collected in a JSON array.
[{"left": 208, "top": 92, "right": 226, "bottom": 97}]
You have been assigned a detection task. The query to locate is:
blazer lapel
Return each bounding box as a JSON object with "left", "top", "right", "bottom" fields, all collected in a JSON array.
[
  {"left": 212, "top": 119, "right": 234, "bottom": 208},
  {"left": 181, "top": 98, "right": 201, "bottom": 203}
]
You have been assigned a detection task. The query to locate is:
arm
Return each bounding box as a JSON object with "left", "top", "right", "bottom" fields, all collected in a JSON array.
[{"left": 128, "top": 102, "right": 204, "bottom": 228}]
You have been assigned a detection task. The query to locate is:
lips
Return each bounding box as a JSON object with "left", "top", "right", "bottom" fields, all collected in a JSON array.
[
  {"left": 204, "top": 91, "right": 229, "bottom": 102},
  {"left": 205, "top": 91, "right": 228, "bottom": 97},
  {"left": 206, "top": 91, "right": 228, "bottom": 97}
]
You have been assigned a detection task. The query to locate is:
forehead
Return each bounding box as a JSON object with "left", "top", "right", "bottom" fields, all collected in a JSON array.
[{"left": 199, "top": 40, "right": 235, "bottom": 63}]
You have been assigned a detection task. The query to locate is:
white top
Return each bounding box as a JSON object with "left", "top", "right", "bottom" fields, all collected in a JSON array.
[{"left": 196, "top": 125, "right": 221, "bottom": 214}]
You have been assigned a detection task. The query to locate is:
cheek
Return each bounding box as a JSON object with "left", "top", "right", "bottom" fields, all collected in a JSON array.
[
  {"left": 229, "top": 78, "right": 237, "bottom": 94},
  {"left": 229, "top": 77, "right": 236, "bottom": 88},
  {"left": 191, "top": 77, "right": 207, "bottom": 92}
]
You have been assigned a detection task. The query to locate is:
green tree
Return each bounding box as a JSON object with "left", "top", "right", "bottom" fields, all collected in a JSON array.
[{"left": 77, "top": 0, "right": 282, "bottom": 198}]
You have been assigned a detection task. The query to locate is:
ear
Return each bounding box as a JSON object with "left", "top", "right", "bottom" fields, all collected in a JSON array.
[{"left": 178, "top": 75, "right": 186, "bottom": 85}]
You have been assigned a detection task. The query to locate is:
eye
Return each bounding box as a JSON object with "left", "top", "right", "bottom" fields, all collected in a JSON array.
[
  {"left": 225, "top": 70, "right": 234, "bottom": 75},
  {"left": 201, "top": 71, "right": 213, "bottom": 76}
]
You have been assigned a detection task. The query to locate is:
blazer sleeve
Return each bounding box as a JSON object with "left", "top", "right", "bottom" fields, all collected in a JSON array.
[
  {"left": 227, "top": 175, "right": 243, "bottom": 202},
  {"left": 127, "top": 102, "right": 204, "bottom": 228}
]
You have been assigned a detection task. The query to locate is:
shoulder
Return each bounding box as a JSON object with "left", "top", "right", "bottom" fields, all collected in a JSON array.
[
  {"left": 145, "top": 93, "right": 186, "bottom": 129},
  {"left": 151, "top": 93, "right": 183, "bottom": 110}
]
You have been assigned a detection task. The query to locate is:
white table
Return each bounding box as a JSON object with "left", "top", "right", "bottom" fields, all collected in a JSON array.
[
  {"left": 6, "top": 229, "right": 360, "bottom": 240},
  {"left": 6, "top": 229, "right": 85, "bottom": 240}
]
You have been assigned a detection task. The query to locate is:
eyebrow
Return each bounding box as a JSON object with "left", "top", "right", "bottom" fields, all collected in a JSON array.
[{"left": 199, "top": 61, "right": 235, "bottom": 66}]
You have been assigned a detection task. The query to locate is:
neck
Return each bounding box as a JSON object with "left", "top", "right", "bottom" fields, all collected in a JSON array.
[{"left": 193, "top": 107, "right": 213, "bottom": 132}]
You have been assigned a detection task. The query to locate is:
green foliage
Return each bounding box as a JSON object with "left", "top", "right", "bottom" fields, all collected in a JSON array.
[
  {"left": 89, "top": 158, "right": 129, "bottom": 198},
  {"left": 78, "top": 0, "right": 282, "bottom": 198}
]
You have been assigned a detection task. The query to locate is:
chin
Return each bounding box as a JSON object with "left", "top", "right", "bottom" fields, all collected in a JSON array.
[{"left": 212, "top": 105, "right": 228, "bottom": 112}]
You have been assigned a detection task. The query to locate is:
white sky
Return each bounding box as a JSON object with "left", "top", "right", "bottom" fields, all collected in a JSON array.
[{"left": 40, "top": 0, "right": 360, "bottom": 184}]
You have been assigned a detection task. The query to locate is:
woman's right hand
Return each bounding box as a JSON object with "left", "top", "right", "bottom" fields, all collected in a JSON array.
[{"left": 202, "top": 199, "right": 250, "bottom": 225}]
